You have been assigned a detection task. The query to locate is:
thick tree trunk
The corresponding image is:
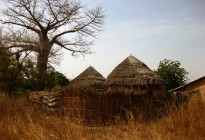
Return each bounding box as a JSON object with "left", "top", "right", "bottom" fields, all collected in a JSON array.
[{"left": 36, "top": 42, "right": 51, "bottom": 90}]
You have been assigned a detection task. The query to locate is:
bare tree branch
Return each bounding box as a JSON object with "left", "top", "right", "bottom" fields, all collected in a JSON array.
[{"left": 0, "top": 0, "right": 104, "bottom": 89}]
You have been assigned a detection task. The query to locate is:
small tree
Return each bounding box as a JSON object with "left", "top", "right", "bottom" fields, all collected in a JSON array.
[
  {"left": 0, "top": 45, "right": 24, "bottom": 95},
  {"left": 1, "top": 0, "right": 104, "bottom": 89},
  {"left": 156, "top": 59, "right": 189, "bottom": 91}
]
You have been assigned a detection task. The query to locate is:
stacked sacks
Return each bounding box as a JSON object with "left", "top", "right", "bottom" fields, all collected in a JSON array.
[
  {"left": 27, "top": 91, "right": 47, "bottom": 107},
  {"left": 42, "top": 91, "right": 63, "bottom": 115},
  {"left": 28, "top": 90, "right": 63, "bottom": 115}
]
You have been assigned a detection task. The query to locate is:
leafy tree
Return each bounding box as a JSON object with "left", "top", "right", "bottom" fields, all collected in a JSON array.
[
  {"left": 1, "top": 0, "right": 104, "bottom": 90},
  {"left": 45, "top": 70, "right": 70, "bottom": 90},
  {"left": 21, "top": 58, "right": 39, "bottom": 91},
  {"left": 156, "top": 59, "right": 189, "bottom": 91}
]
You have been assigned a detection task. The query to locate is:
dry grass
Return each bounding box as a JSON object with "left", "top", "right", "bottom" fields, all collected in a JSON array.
[{"left": 0, "top": 93, "right": 205, "bottom": 140}]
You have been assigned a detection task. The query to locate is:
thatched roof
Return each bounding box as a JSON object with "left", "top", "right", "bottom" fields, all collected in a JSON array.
[
  {"left": 104, "top": 55, "right": 164, "bottom": 87},
  {"left": 70, "top": 66, "right": 105, "bottom": 89}
]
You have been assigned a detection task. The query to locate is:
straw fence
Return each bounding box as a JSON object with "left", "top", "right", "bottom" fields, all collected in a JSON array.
[
  {"left": 28, "top": 86, "right": 202, "bottom": 124},
  {"left": 28, "top": 86, "right": 158, "bottom": 124}
]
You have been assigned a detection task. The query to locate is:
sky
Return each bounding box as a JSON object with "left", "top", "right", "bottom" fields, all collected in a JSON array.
[{"left": 1, "top": 0, "right": 205, "bottom": 81}]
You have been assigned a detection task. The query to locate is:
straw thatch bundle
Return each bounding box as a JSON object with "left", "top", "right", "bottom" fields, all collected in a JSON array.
[
  {"left": 27, "top": 91, "right": 47, "bottom": 106},
  {"left": 42, "top": 91, "right": 63, "bottom": 115},
  {"left": 105, "top": 55, "right": 164, "bottom": 88},
  {"left": 28, "top": 90, "right": 63, "bottom": 115},
  {"left": 70, "top": 66, "right": 105, "bottom": 89}
]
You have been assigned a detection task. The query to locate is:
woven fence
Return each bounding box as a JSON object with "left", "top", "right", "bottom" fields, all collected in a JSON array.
[
  {"left": 62, "top": 96, "right": 134, "bottom": 124},
  {"left": 28, "top": 86, "right": 162, "bottom": 124}
]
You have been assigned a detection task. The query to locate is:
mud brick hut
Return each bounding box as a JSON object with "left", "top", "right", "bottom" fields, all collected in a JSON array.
[
  {"left": 168, "top": 76, "right": 205, "bottom": 102},
  {"left": 103, "top": 55, "right": 165, "bottom": 117}
]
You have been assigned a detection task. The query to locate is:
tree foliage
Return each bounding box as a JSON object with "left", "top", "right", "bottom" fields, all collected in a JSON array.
[
  {"left": 0, "top": 48, "right": 22, "bottom": 95},
  {"left": 0, "top": 32, "right": 23, "bottom": 95},
  {"left": 156, "top": 59, "right": 189, "bottom": 91},
  {"left": 0, "top": 46, "right": 69, "bottom": 96},
  {"left": 45, "top": 70, "right": 69, "bottom": 90},
  {"left": 1, "top": 0, "right": 104, "bottom": 89}
]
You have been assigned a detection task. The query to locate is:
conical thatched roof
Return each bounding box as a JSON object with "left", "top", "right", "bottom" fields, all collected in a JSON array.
[
  {"left": 104, "top": 55, "right": 164, "bottom": 87},
  {"left": 70, "top": 66, "right": 105, "bottom": 89}
]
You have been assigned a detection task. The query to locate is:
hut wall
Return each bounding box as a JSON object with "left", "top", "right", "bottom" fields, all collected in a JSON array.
[
  {"left": 184, "top": 78, "right": 205, "bottom": 102},
  {"left": 168, "top": 78, "right": 205, "bottom": 105},
  {"left": 152, "top": 86, "right": 164, "bottom": 97},
  {"left": 188, "top": 85, "right": 205, "bottom": 102},
  {"left": 107, "top": 86, "right": 144, "bottom": 94},
  {"left": 199, "top": 85, "right": 205, "bottom": 101},
  {"left": 107, "top": 85, "right": 164, "bottom": 97},
  {"left": 185, "top": 78, "right": 205, "bottom": 91}
]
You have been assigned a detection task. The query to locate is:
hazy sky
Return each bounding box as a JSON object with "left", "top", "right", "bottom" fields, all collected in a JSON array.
[
  {"left": 59, "top": 0, "right": 205, "bottom": 81},
  {"left": 1, "top": 0, "right": 205, "bottom": 81}
]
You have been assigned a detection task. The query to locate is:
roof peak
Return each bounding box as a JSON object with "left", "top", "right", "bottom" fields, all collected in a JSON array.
[
  {"left": 88, "top": 65, "right": 94, "bottom": 69},
  {"left": 123, "top": 55, "right": 143, "bottom": 65}
]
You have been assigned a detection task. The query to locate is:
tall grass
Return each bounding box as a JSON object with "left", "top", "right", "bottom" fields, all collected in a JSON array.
[{"left": 0, "top": 93, "right": 205, "bottom": 140}]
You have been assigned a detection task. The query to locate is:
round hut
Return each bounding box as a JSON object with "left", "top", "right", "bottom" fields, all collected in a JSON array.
[
  {"left": 63, "top": 66, "right": 106, "bottom": 123},
  {"left": 104, "top": 55, "right": 164, "bottom": 96},
  {"left": 70, "top": 66, "right": 105, "bottom": 90},
  {"left": 104, "top": 55, "right": 165, "bottom": 118}
]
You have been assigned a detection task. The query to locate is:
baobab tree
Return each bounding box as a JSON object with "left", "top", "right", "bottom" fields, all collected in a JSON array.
[{"left": 0, "top": 0, "right": 104, "bottom": 89}]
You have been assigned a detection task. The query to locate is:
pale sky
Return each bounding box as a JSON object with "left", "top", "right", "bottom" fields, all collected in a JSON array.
[{"left": 1, "top": 0, "right": 205, "bottom": 81}]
